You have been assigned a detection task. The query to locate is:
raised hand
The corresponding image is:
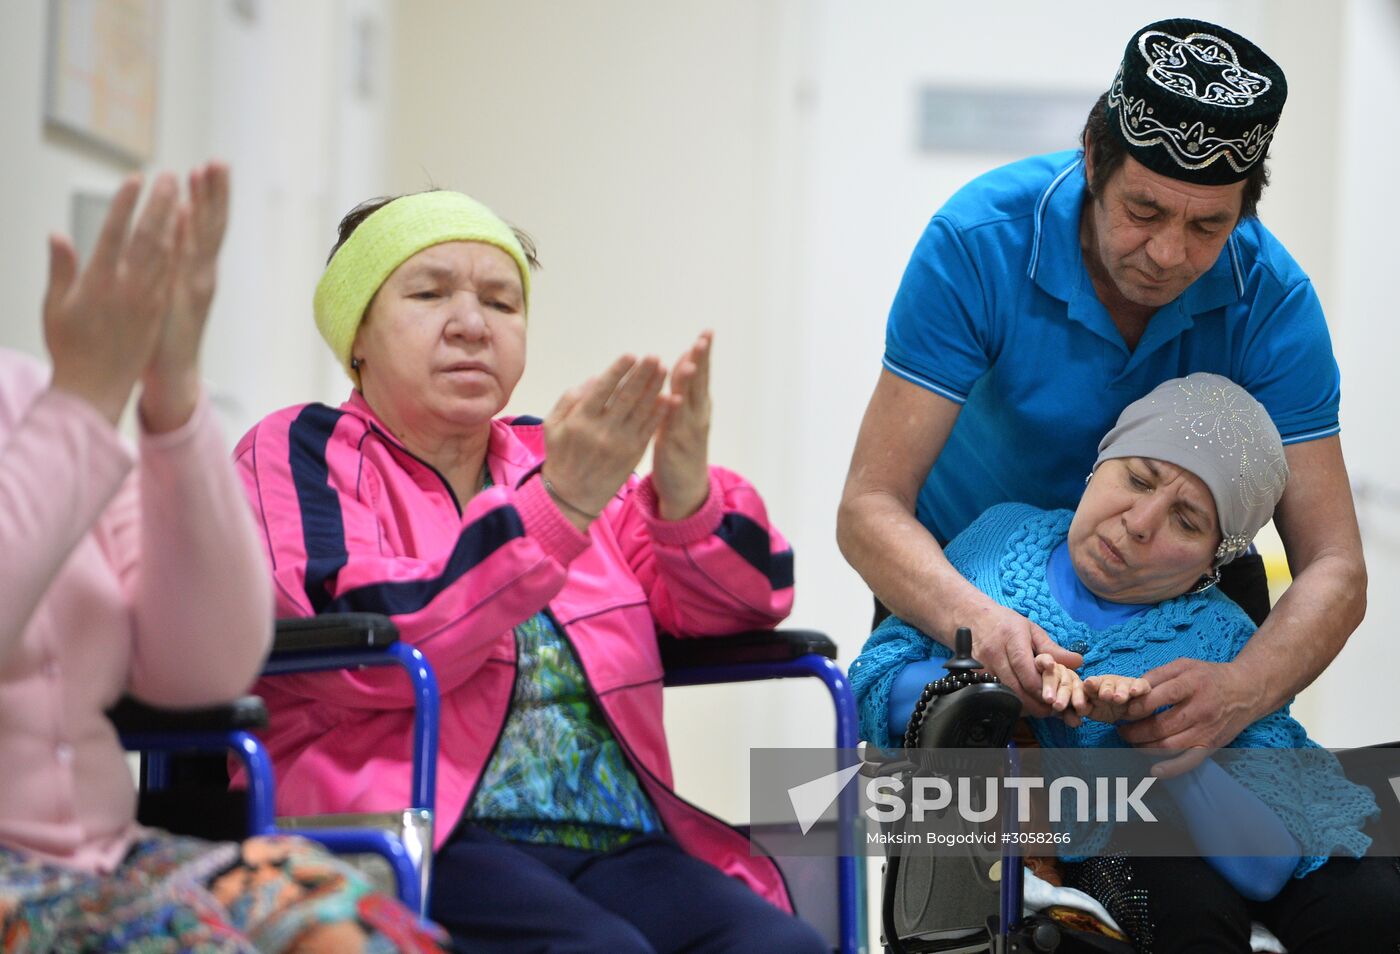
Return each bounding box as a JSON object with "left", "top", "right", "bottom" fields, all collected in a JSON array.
[
  {"left": 542, "top": 354, "right": 670, "bottom": 530},
  {"left": 140, "top": 162, "right": 230, "bottom": 433},
  {"left": 652, "top": 330, "right": 713, "bottom": 520},
  {"left": 44, "top": 173, "right": 181, "bottom": 425}
]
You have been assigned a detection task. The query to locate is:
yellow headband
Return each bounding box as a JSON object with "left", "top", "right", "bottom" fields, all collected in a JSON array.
[{"left": 313, "top": 190, "right": 531, "bottom": 379}]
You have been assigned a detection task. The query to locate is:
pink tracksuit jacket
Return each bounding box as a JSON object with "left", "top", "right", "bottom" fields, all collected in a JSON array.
[{"left": 235, "top": 391, "right": 796, "bottom": 910}]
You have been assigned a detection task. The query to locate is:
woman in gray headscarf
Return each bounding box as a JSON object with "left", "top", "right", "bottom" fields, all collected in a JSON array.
[{"left": 851, "top": 373, "right": 1395, "bottom": 952}]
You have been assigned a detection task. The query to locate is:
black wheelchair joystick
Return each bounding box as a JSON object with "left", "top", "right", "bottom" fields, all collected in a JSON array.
[
  {"left": 903, "top": 625, "right": 1022, "bottom": 750},
  {"left": 944, "top": 626, "right": 982, "bottom": 674}
]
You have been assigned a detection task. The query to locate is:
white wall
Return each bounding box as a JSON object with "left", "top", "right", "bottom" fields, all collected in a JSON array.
[
  {"left": 0, "top": 1, "right": 212, "bottom": 360},
  {"left": 0, "top": 0, "right": 394, "bottom": 441},
  {"left": 1307, "top": 0, "right": 1400, "bottom": 746},
  {"left": 387, "top": 0, "right": 792, "bottom": 473},
  {"left": 176, "top": 0, "right": 398, "bottom": 435}
]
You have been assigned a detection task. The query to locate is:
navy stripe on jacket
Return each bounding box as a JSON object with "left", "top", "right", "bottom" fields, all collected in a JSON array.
[
  {"left": 325, "top": 506, "right": 525, "bottom": 616},
  {"left": 716, "top": 512, "right": 794, "bottom": 590},
  {"left": 289, "top": 405, "right": 350, "bottom": 614},
  {"left": 287, "top": 403, "right": 526, "bottom": 616}
]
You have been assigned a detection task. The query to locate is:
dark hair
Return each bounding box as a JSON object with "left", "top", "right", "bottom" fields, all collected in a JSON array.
[
  {"left": 326, "top": 189, "right": 541, "bottom": 270},
  {"left": 1080, "top": 92, "right": 1269, "bottom": 219}
]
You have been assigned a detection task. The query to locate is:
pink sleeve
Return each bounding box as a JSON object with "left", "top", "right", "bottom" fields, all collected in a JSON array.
[
  {"left": 113, "top": 396, "right": 275, "bottom": 706},
  {"left": 609, "top": 466, "right": 795, "bottom": 636},
  {"left": 238, "top": 410, "right": 591, "bottom": 708},
  {"left": 0, "top": 385, "right": 131, "bottom": 663}
]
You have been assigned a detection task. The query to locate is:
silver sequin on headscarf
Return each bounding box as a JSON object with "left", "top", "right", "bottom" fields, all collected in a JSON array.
[{"left": 1094, "top": 373, "right": 1288, "bottom": 565}]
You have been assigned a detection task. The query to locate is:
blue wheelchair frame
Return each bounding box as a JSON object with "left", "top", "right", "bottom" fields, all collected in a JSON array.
[
  {"left": 662, "top": 630, "right": 863, "bottom": 954},
  {"left": 120, "top": 617, "right": 865, "bottom": 952},
  {"left": 119, "top": 615, "right": 439, "bottom": 916}
]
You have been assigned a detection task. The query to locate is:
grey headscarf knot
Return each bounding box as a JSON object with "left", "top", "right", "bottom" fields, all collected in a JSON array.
[{"left": 1094, "top": 373, "right": 1288, "bottom": 566}]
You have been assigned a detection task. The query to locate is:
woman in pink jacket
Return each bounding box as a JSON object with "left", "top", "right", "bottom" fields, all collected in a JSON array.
[
  {"left": 0, "top": 166, "right": 444, "bottom": 952},
  {"left": 235, "top": 189, "right": 825, "bottom": 952}
]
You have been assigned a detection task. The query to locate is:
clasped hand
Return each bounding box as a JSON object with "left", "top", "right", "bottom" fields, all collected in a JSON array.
[
  {"left": 1033, "top": 655, "right": 1263, "bottom": 779},
  {"left": 1033, "top": 654, "right": 1152, "bottom": 727},
  {"left": 965, "top": 603, "right": 1256, "bottom": 776},
  {"left": 542, "top": 331, "right": 713, "bottom": 530}
]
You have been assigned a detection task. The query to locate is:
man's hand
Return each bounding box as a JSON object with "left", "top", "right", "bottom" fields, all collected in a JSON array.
[
  {"left": 652, "top": 330, "right": 712, "bottom": 520},
  {"left": 962, "top": 600, "right": 1083, "bottom": 717},
  {"left": 1116, "top": 657, "right": 1262, "bottom": 776}
]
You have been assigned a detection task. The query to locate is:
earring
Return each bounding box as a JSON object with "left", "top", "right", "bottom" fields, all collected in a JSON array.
[
  {"left": 1084, "top": 471, "right": 1094, "bottom": 486},
  {"left": 350, "top": 357, "right": 362, "bottom": 371},
  {"left": 1188, "top": 566, "right": 1222, "bottom": 594}
]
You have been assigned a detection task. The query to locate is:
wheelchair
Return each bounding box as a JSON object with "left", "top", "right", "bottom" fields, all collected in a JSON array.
[
  {"left": 866, "top": 628, "right": 1134, "bottom": 954},
  {"left": 112, "top": 613, "right": 436, "bottom": 916},
  {"left": 114, "top": 614, "right": 866, "bottom": 954}
]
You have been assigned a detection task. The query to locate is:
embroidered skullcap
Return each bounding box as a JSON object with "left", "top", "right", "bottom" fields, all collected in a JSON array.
[
  {"left": 314, "top": 190, "right": 531, "bottom": 380},
  {"left": 1106, "top": 18, "right": 1287, "bottom": 185},
  {"left": 1094, "top": 373, "right": 1288, "bottom": 565}
]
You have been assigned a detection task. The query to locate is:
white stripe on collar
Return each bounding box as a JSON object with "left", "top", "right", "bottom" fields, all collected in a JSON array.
[
  {"left": 1226, "top": 232, "right": 1245, "bottom": 297},
  {"left": 1027, "top": 159, "right": 1083, "bottom": 281}
]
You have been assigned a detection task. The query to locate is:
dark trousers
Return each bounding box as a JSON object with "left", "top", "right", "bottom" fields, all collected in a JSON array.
[
  {"left": 1067, "top": 854, "right": 1400, "bottom": 953},
  {"left": 428, "top": 824, "right": 828, "bottom": 954}
]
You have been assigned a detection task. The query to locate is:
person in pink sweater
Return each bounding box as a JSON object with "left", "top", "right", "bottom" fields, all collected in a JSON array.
[
  {"left": 236, "top": 189, "right": 826, "bottom": 952},
  {"left": 0, "top": 165, "right": 444, "bottom": 952}
]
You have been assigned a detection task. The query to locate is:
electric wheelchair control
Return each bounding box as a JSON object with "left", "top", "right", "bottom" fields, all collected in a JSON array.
[
  {"left": 904, "top": 628, "right": 1022, "bottom": 751},
  {"left": 872, "top": 627, "right": 1066, "bottom": 953}
]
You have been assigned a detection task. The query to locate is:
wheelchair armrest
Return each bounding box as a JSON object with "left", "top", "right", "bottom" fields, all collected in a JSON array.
[
  {"left": 271, "top": 613, "right": 399, "bottom": 658},
  {"left": 267, "top": 614, "right": 438, "bottom": 818},
  {"left": 658, "top": 628, "right": 836, "bottom": 670},
  {"left": 106, "top": 694, "right": 268, "bottom": 733}
]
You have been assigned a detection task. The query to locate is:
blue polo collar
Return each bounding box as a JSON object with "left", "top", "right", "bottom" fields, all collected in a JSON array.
[{"left": 1026, "top": 157, "right": 1245, "bottom": 358}]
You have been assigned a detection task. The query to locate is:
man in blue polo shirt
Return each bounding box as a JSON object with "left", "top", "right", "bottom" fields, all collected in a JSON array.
[{"left": 838, "top": 18, "right": 1365, "bottom": 771}]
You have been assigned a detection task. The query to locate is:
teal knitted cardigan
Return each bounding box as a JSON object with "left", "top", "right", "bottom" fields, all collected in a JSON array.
[{"left": 849, "top": 503, "right": 1376, "bottom": 876}]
